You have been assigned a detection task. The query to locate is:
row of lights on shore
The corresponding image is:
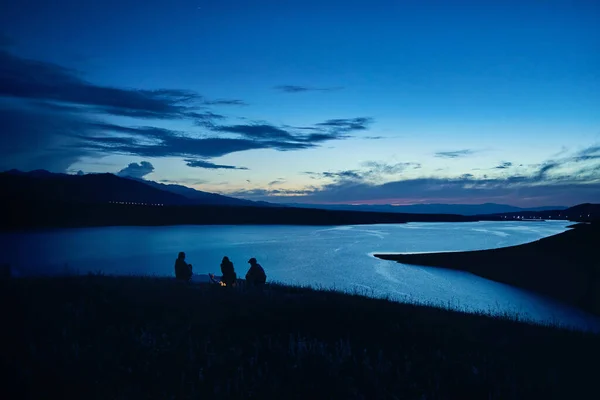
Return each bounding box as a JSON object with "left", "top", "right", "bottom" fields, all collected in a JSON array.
[
  {"left": 108, "top": 201, "right": 164, "bottom": 206},
  {"left": 501, "top": 214, "right": 590, "bottom": 219}
]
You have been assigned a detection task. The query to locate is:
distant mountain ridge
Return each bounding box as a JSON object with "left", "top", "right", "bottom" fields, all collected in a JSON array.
[
  {"left": 125, "top": 177, "right": 266, "bottom": 207},
  {"left": 282, "top": 202, "right": 568, "bottom": 216},
  {"left": 0, "top": 169, "right": 576, "bottom": 216},
  {"left": 1, "top": 169, "right": 597, "bottom": 229},
  {"left": 0, "top": 169, "right": 267, "bottom": 207}
]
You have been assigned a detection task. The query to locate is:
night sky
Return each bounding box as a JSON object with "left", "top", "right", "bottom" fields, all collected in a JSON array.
[{"left": 1, "top": 0, "right": 599, "bottom": 206}]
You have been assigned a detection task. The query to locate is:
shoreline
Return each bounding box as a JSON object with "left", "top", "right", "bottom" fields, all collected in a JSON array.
[
  {"left": 1, "top": 200, "right": 489, "bottom": 231},
  {"left": 374, "top": 222, "right": 600, "bottom": 316}
]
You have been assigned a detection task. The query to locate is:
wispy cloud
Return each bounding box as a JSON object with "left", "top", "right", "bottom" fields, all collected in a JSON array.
[
  {"left": 0, "top": 48, "right": 376, "bottom": 172},
  {"left": 233, "top": 148, "right": 600, "bottom": 207},
  {"left": 159, "top": 178, "right": 208, "bottom": 185},
  {"left": 304, "top": 161, "right": 422, "bottom": 183},
  {"left": 212, "top": 118, "right": 374, "bottom": 143},
  {"left": 274, "top": 85, "right": 344, "bottom": 93},
  {"left": 361, "top": 161, "right": 422, "bottom": 175},
  {"left": 434, "top": 149, "right": 477, "bottom": 159},
  {"left": 202, "top": 99, "right": 247, "bottom": 106},
  {"left": 495, "top": 161, "right": 513, "bottom": 169},
  {"left": 184, "top": 159, "right": 248, "bottom": 170}
]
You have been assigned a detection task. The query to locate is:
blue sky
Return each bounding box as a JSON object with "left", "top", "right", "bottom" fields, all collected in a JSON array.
[{"left": 1, "top": 0, "right": 599, "bottom": 206}]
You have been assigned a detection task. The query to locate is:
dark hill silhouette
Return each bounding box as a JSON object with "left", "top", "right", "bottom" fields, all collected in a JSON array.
[
  {"left": 285, "top": 202, "right": 567, "bottom": 216},
  {"left": 477, "top": 203, "right": 600, "bottom": 222},
  {"left": 1, "top": 199, "right": 480, "bottom": 229},
  {"left": 125, "top": 177, "right": 272, "bottom": 207},
  {"left": 1, "top": 170, "right": 268, "bottom": 207},
  {"left": 375, "top": 222, "right": 600, "bottom": 316},
  {"left": 1, "top": 170, "right": 196, "bottom": 206}
]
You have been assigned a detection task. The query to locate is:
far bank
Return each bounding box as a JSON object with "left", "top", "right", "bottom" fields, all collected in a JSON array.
[{"left": 375, "top": 223, "right": 600, "bottom": 316}]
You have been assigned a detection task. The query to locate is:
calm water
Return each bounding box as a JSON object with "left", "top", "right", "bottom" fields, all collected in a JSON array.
[{"left": 3, "top": 221, "right": 599, "bottom": 332}]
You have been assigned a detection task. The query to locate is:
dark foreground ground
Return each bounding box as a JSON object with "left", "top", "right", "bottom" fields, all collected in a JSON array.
[
  {"left": 4, "top": 276, "right": 599, "bottom": 399},
  {"left": 375, "top": 222, "right": 600, "bottom": 316}
]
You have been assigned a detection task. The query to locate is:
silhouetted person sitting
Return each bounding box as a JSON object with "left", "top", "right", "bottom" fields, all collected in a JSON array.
[
  {"left": 220, "top": 256, "right": 237, "bottom": 287},
  {"left": 245, "top": 257, "right": 266, "bottom": 287},
  {"left": 174, "top": 252, "right": 192, "bottom": 281}
]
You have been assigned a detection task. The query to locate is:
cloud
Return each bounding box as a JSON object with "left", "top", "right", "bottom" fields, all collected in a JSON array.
[
  {"left": 76, "top": 170, "right": 84, "bottom": 176},
  {"left": 212, "top": 124, "right": 296, "bottom": 141},
  {"left": 232, "top": 175, "right": 600, "bottom": 207},
  {"left": 202, "top": 99, "right": 247, "bottom": 106},
  {"left": 184, "top": 159, "right": 248, "bottom": 170},
  {"left": 159, "top": 178, "right": 208, "bottom": 185},
  {"left": 211, "top": 118, "right": 373, "bottom": 145},
  {"left": 434, "top": 149, "right": 477, "bottom": 159},
  {"left": 304, "top": 161, "right": 421, "bottom": 184},
  {"left": 274, "top": 85, "right": 344, "bottom": 93},
  {"left": 573, "top": 145, "right": 600, "bottom": 162},
  {"left": 268, "top": 179, "right": 286, "bottom": 186},
  {"left": 76, "top": 123, "right": 317, "bottom": 158},
  {"left": 233, "top": 150, "right": 600, "bottom": 207},
  {"left": 495, "top": 161, "right": 513, "bottom": 169},
  {"left": 0, "top": 48, "right": 377, "bottom": 172},
  {"left": 361, "top": 161, "right": 422, "bottom": 175},
  {"left": 117, "top": 161, "right": 155, "bottom": 179},
  {"left": 0, "top": 50, "right": 207, "bottom": 119},
  {"left": 315, "top": 117, "right": 372, "bottom": 133},
  {"left": 0, "top": 101, "right": 94, "bottom": 172}
]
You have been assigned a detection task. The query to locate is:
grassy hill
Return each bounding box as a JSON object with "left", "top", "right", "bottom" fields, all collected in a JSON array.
[
  {"left": 375, "top": 222, "right": 600, "bottom": 316},
  {"left": 4, "top": 275, "right": 599, "bottom": 399}
]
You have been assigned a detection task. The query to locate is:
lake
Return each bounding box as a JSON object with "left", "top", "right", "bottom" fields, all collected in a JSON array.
[{"left": 3, "top": 220, "right": 599, "bottom": 332}]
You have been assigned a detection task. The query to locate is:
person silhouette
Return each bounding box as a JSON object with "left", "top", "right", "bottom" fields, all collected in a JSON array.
[
  {"left": 174, "top": 252, "right": 192, "bottom": 281},
  {"left": 220, "top": 256, "right": 237, "bottom": 287},
  {"left": 245, "top": 257, "right": 266, "bottom": 286}
]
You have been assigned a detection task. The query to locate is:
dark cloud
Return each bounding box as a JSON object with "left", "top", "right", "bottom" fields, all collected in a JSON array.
[
  {"left": 0, "top": 50, "right": 206, "bottom": 119},
  {"left": 117, "top": 161, "right": 155, "bottom": 179},
  {"left": 304, "top": 161, "right": 421, "bottom": 184},
  {"left": 361, "top": 161, "right": 422, "bottom": 175},
  {"left": 229, "top": 188, "right": 318, "bottom": 197},
  {"left": 210, "top": 118, "right": 373, "bottom": 145},
  {"left": 76, "top": 123, "right": 315, "bottom": 158},
  {"left": 434, "top": 149, "right": 477, "bottom": 159},
  {"left": 0, "top": 102, "right": 93, "bottom": 172},
  {"left": 495, "top": 161, "right": 513, "bottom": 169},
  {"left": 268, "top": 179, "right": 286, "bottom": 186},
  {"left": 316, "top": 117, "right": 373, "bottom": 133},
  {"left": 202, "top": 99, "right": 247, "bottom": 106},
  {"left": 212, "top": 124, "right": 296, "bottom": 141},
  {"left": 76, "top": 170, "right": 84, "bottom": 176},
  {"left": 573, "top": 145, "right": 600, "bottom": 162},
  {"left": 0, "top": 49, "right": 377, "bottom": 171},
  {"left": 535, "top": 161, "right": 561, "bottom": 179},
  {"left": 184, "top": 159, "right": 248, "bottom": 170},
  {"left": 233, "top": 175, "right": 600, "bottom": 207},
  {"left": 237, "top": 153, "right": 600, "bottom": 206},
  {"left": 159, "top": 178, "right": 208, "bottom": 185},
  {"left": 323, "top": 170, "right": 363, "bottom": 180},
  {"left": 274, "top": 85, "right": 344, "bottom": 93}
]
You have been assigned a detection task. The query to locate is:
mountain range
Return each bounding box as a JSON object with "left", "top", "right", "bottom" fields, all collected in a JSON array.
[
  {"left": 283, "top": 203, "right": 567, "bottom": 216},
  {"left": 1, "top": 169, "right": 264, "bottom": 207},
  {"left": 0, "top": 169, "right": 573, "bottom": 215}
]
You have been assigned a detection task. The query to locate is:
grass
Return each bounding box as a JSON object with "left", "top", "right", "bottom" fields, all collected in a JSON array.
[{"left": 4, "top": 275, "right": 600, "bottom": 399}]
